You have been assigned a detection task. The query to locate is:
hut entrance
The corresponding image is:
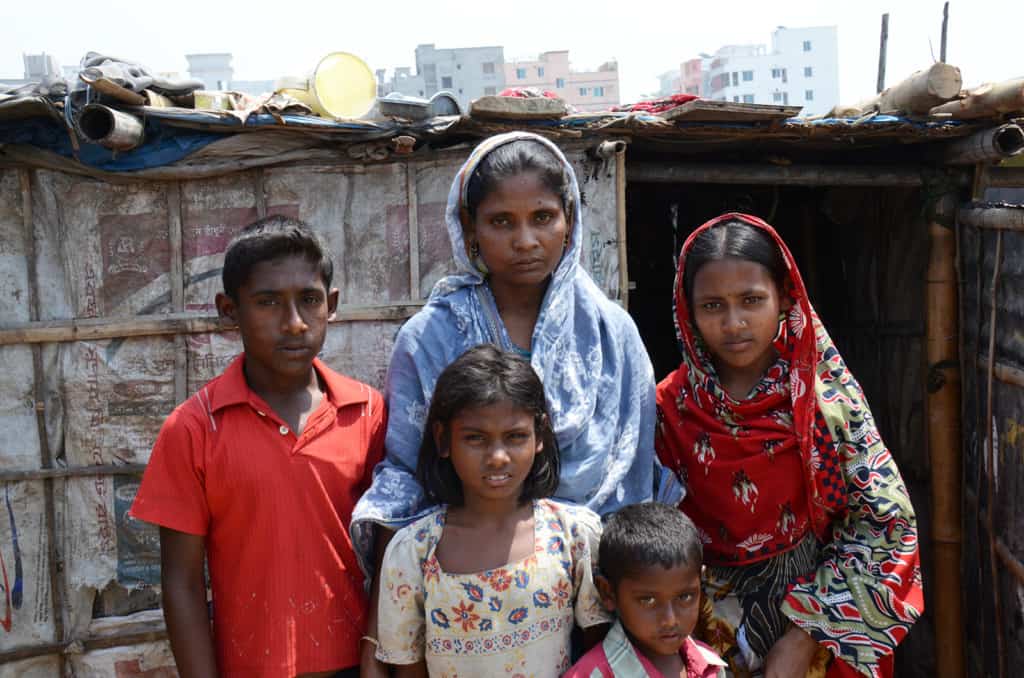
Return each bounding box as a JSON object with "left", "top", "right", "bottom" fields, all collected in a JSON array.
[{"left": 624, "top": 177, "right": 935, "bottom": 677}]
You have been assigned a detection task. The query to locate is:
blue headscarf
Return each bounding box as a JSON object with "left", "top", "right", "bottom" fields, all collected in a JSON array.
[{"left": 350, "top": 132, "right": 681, "bottom": 571}]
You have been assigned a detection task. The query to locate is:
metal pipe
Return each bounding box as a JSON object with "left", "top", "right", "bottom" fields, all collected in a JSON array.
[
  {"left": 626, "top": 161, "right": 969, "bottom": 187},
  {"left": 77, "top": 104, "right": 144, "bottom": 150},
  {"left": 944, "top": 124, "right": 1024, "bottom": 165}
]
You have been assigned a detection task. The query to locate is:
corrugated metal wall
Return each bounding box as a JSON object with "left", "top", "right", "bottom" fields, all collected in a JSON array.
[{"left": 0, "top": 146, "right": 622, "bottom": 673}]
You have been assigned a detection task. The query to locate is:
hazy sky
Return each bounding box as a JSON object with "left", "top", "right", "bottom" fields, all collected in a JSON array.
[{"left": 2, "top": 0, "right": 1019, "bottom": 105}]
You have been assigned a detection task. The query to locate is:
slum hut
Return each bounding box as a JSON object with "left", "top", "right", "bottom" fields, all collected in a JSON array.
[{"left": 1, "top": 74, "right": 1024, "bottom": 678}]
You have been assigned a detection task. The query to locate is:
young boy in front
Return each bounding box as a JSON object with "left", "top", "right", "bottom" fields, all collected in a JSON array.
[
  {"left": 565, "top": 502, "right": 727, "bottom": 678},
  {"left": 130, "top": 217, "right": 385, "bottom": 678}
]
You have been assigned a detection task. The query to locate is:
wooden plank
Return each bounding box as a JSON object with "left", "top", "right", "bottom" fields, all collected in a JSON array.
[
  {"left": 469, "top": 95, "right": 569, "bottom": 120},
  {"left": 661, "top": 100, "right": 801, "bottom": 122},
  {"left": 0, "top": 303, "right": 425, "bottom": 346},
  {"left": 614, "top": 148, "right": 628, "bottom": 309}
]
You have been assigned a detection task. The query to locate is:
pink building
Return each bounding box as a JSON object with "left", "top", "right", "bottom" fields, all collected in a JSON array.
[
  {"left": 682, "top": 58, "right": 704, "bottom": 96},
  {"left": 504, "top": 50, "right": 619, "bottom": 112}
]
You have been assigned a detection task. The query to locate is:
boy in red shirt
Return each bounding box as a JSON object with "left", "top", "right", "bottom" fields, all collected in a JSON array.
[{"left": 130, "top": 216, "right": 385, "bottom": 678}]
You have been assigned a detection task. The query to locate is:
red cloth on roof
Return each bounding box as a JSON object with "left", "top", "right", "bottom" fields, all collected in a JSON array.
[
  {"left": 613, "top": 93, "right": 699, "bottom": 113},
  {"left": 130, "top": 355, "right": 386, "bottom": 677}
]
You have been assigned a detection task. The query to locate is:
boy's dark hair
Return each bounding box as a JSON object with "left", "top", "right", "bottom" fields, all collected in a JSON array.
[
  {"left": 416, "top": 344, "right": 560, "bottom": 506},
  {"left": 222, "top": 216, "right": 334, "bottom": 300},
  {"left": 599, "top": 503, "right": 703, "bottom": 585},
  {"left": 682, "top": 219, "right": 788, "bottom": 308},
  {"left": 464, "top": 139, "right": 574, "bottom": 220}
]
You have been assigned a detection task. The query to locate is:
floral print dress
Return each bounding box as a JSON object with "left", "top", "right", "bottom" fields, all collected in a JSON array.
[{"left": 376, "top": 499, "right": 611, "bottom": 677}]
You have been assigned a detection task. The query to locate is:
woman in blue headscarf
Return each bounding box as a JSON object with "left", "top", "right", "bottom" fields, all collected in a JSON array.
[{"left": 352, "top": 132, "right": 680, "bottom": 670}]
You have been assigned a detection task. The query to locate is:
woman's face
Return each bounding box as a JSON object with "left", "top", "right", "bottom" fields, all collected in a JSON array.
[
  {"left": 468, "top": 171, "right": 569, "bottom": 292},
  {"left": 690, "top": 257, "right": 785, "bottom": 385}
]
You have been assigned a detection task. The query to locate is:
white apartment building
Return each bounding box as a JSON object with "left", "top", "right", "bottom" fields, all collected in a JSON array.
[{"left": 704, "top": 26, "right": 838, "bottom": 116}]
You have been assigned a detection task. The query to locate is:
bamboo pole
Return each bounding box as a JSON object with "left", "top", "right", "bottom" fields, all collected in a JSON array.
[
  {"left": 943, "top": 124, "right": 1024, "bottom": 166},
  {"left": 958, "top": 205, "right": 1024, "bottom": 231},
  {"left": 926, "top": 195, "right": 965, "bottom": 678},
  {"left": 877, "top": 13, "right": 889, "bottom": 93},
  {"left": 0, "top": 626, "right": 168, "bottom": 664},
  {"left": 406, "top": 162, "right": 421, "bottom": 300},
  {"left": 983, "top": 229, "right": 1006, "bottom": 678},
  {"left": 995, "top": 539, "right": 1024, "bottom": 587},
  {"left": 19, "top": 168, "right": 67, "bottom": 676},
  {"left": 940, "top": 2, "right": 949, "bottom": 63},
  {"left": 167, "top": 182, "right": 188, "bottom": 405},
  {"left": 615, "top": 145, "right": 629, "bottom": 310},
  {"left": 0, "top": 303, "right": 425, "bottom": 347},
  {"left": 625, "top": 162, "right": 968, "bottom": 187},
  {"left": 0, "top": 464, "right": 146, "bottom": 483}
]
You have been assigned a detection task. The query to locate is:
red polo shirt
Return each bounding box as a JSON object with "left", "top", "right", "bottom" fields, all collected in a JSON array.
[{"left": 130, "top": 355, "right": 385, "bottom": 677}]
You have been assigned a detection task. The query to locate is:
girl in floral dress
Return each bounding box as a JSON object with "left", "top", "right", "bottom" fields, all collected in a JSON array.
[
  {"left": 374, "top": 344, "right": 610, "bottom": 677},
  {"left": 656, "top": 214, "right": 923, "bottom": 678}
]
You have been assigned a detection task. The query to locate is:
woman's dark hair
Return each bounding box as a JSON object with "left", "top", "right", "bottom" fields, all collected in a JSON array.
[
  {"left": 599, "top": 502, "right": 703, "bottom": 586},
  {"left": 463, "top": 139, "right": 574, "bottom": 220},
  {"left": 416, "top": 344, "right": 560, "bottom": 506},
  {"left": 222, "top": 215, "right": 334, "bottom": 301},
  {"left": 682, "top": 219, "right": 788, "bottom": 307}
]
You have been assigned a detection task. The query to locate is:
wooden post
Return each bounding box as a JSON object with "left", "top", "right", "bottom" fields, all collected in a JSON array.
[
  {"left": 940, "top": 2, "right": 950, "bottom": 63},
  {"left": 877, "top": 13, "right": 890, "bottom": 94},
  {"left": 926, "top": 194, "right": 964, "bottom": 678}
]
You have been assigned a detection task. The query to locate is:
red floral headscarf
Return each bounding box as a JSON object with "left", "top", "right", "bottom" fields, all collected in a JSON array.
[{"left": 656, "top": 213, "right": 852, "bottom": 565}]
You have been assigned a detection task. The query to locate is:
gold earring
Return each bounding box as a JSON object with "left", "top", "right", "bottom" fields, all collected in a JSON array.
[{"left": 470, "top": 241, "right": 479, "bottom": 257}]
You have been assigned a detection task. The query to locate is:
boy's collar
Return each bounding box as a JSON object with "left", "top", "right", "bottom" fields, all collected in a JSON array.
[
  {"left": 602, "top": 618, "right": 726, "bottom": 676},
  {"left": 210, "top": 354, "right": 370, "bottom": 412}
]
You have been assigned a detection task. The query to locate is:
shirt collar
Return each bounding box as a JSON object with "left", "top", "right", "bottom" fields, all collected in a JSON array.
[
  {"left": 210, "top": 354, "right": 370, "bottom": 413},
  {"left": 602, "top": 619, "right": 726, "bottom": 677}
]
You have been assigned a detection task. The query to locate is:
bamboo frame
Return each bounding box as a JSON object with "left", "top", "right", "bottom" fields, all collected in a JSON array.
[
  {"left": 0, "top": 626, "right": 168, "bottom": 664},
  {"left": 615, "top": 146, "right": 629, "bottom": 309},
  {"left": 926, "top": 199, "right": 965, "bottom": 678},
  {"left": 406, "top": 162, "right": 421, "bottom": 300},
  {"left": 626, "top": 162, "right": 970, "bottom": 187},
  {"left": 983, "top": 229, "right": 1006, "bottom": 678},
  {"left": 958, "top": 205, "right": 1024, "bottom": 231},
  {"left": 0, "top": 303, "right": 425, "bottom": 347},
  {"left": 19, "top": 168, "right": 67, "bottom": 675},
  {"left": 995, "top": 539, "right": 1024, "bottom": 587},
  {"left": 0, "top": 463, "right": 146, "bottom": 483}
]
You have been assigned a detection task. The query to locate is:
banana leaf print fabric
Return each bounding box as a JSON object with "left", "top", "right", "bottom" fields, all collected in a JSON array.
[
  {"left": 375, "top": 499, "right": 610, "bottom": 677},
  {"left": 656, "top": 214, "right": 923, "bottom": 677}
]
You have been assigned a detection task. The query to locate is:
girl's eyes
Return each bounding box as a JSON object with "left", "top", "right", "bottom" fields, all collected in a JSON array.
[
  {"left": 534, "top": 212, "right": 553, "bottom": 225},
  {"left": 744, "top": 295, "right": 764, "bottom": 305},
  {"left": 701, "top": 302, "right": 721, "bottom": 311},
  {"left": 637, "top": 596, "right": 656, "bottom": 607},
  {"left": 677, "top": 592, "right": 695, "bottom": 603}
]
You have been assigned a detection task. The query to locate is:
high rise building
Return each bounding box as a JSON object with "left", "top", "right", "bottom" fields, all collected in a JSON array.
[
  {"left": 504, "top": 51, "right": 619, "bottom": 112},
  {"left": 658, "top": 26, "right": 839, "bottom": 116},
  {"left": 384, "top": 44, "right": 505, "bottom": 110}
]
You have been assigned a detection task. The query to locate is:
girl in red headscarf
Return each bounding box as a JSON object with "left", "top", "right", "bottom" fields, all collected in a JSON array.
[{"left": 656, "top": 214, "right": 923, "bottom": 678}]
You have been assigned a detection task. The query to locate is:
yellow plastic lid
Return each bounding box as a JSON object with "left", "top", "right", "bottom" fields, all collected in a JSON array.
[{"left": 313, "top": 52, "right": 376, "bottom": 119}]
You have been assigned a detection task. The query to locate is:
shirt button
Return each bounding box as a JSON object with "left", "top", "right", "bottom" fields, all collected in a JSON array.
[{"left": 279, "top": 425, "right": 289, "bottom": 435}]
